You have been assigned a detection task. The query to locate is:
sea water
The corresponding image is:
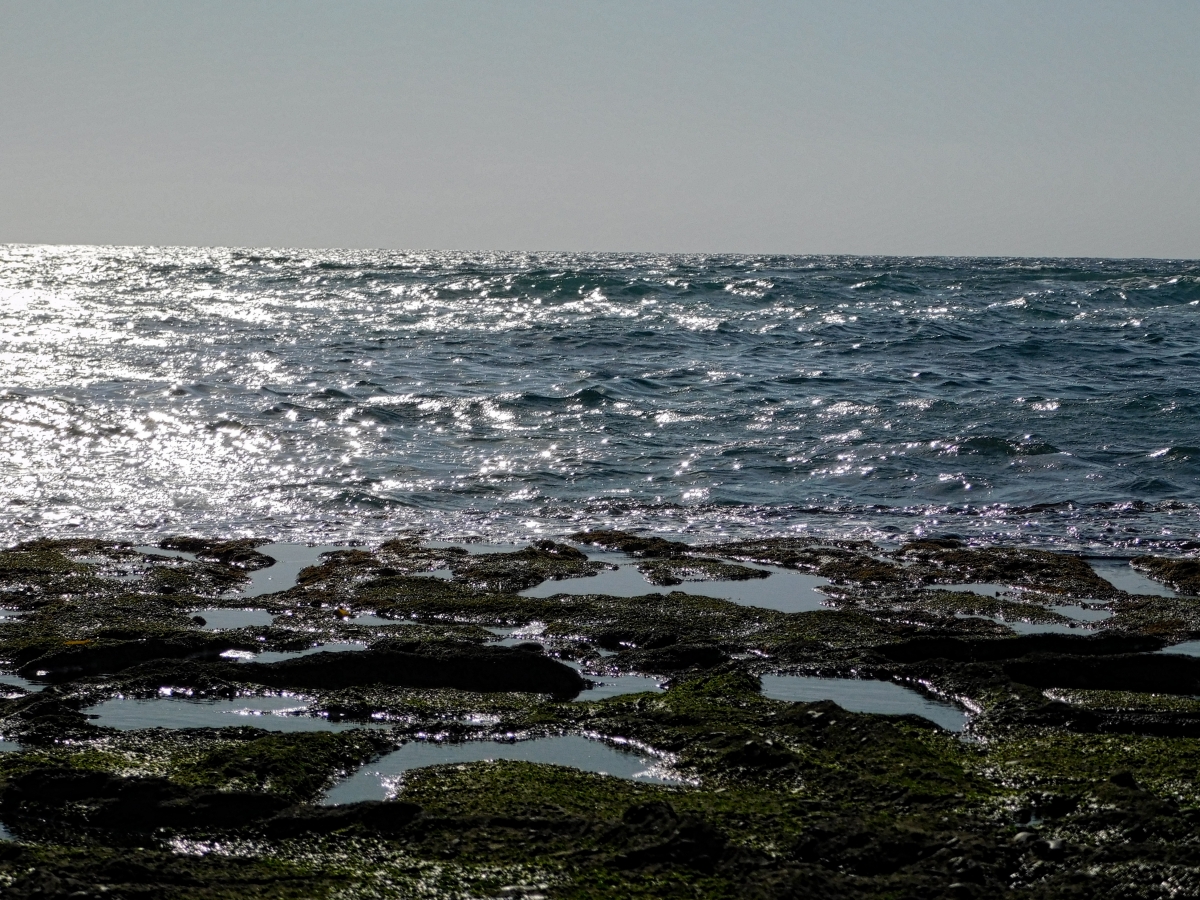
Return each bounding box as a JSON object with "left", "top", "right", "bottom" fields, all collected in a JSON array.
[{"left": 1, "top": 248, "right": 1197, "bottom": 554}]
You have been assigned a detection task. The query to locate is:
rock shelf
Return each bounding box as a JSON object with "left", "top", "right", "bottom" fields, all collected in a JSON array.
[{"left": 1, "top": 534, "right": 1199, "bottom": 898}]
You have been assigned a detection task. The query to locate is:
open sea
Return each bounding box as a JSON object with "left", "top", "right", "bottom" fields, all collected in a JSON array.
[{"left": 1, "top": 245, "right": 1198, "bottom": 553}]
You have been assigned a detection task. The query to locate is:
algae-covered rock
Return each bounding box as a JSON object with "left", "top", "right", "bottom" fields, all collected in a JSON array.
[
  {"left": 571, "top": 529, "right": 692, "bottom": 557},
  {"left": 1132, "top": 556, "right": 1200, "bottom": 595},
  {"left": 636, "top": 556, "right": 768, "bottom": 586},
  {"left": 8, "top": 534, "right": 1200, "bottom": 899},
  {"left": 449, "top": 540, "right": 605, "bottom": 592},
  {"left": 160, "top": 536, "right": 275, "bottom": 570}
]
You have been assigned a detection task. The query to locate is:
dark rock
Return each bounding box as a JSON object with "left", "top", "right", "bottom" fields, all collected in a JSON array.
[
  {"left": 594, "top": 628, "right": 678, "bottom": 651},
  {"left": 637, "top": 557, "right": 769, "bottom": 586},
  {"left": 264, "top": 800, "right": 423, "bottom": 837},
  {"left": 609, "top": 801, "right": 728, "bottom": 873},
  {"left": 570, "top": 530, "right": 692, "bottom": 558},
  {"left": 881, "top": 633, "right": 1164, "bottom": 664},
  {"left": 0, "top": 767, "right": 290, "bottom": 834},
  {"left": 16, "top": 634, "right": 250, "bottom": 682},
  {"left": 622, "top": 642, "right": 728, "bottom": 673},
  {"left": 244, "top": 644, "right": 586, "bottom": 698},
  {"left": 450, "top": 541, "right": 603, "bottom": 592},
  {"left": 160, "top": 536, "right": 275, "bottom": 570},
  {"left": 1004, "top": 652, "right": 1200, "bottom": 695},
  {"left": 1132, "top": 557, "right": 1200, "bottom": 595}
]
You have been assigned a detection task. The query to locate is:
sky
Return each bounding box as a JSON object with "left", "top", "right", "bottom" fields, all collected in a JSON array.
[{"left": 1, "top": 1, "right": 1197, "bottom": 257}]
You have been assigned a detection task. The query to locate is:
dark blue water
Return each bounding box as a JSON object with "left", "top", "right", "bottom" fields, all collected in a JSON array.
[{"left": 2, "top": 246, "right": 1198, "bottom": 552}]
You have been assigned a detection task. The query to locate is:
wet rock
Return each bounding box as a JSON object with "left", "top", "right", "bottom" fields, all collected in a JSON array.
[
  {"left": 1004, "top": 652, "right": 1200, "bottom": 695},
  {"left": 608, "top": 801, "right": 729, "bottom": 873},
  {"left": 160, "top": 536, "right": 275, "bottom": 570},
  {"left": 621, "top": 642, "right": 728, "bottom": 673},
  {"left": 897, "top": 545, "right": 1118, "bottom": 598},
  {"left": 377, "top": 538, "right": 469, "bottom": 575},
  {"left": 636, "top": 557, "right": 769, "bottom": 586},
  {"left": 264, "top": 799, "right": 423, "bottom": 837},
  {"left": 880, "top": 633, "right": 1163, "bottom": 664},
  {"left": 571, "top": 529, "right": 692, "bottom": 558},
  {"left": 699, "top": 538, "right": 906, "bottom": 585},
  {"left": 0, "top": 767, "right": 291, "bottom": 834},
  {"left": 450, "top": 541, "right": 605, "bottom": 592},
  {"left": 717, "top": 739, "right": 799, "bottom": 772},
  {"left": 593, "top": 628, "right": 678, "bottom": 651},
  {"left": 15, "top": 633, "right": 253, "bottom": 682},
  {"left": 1132, "top": 557, "right": 1200, "bottom": 595}
]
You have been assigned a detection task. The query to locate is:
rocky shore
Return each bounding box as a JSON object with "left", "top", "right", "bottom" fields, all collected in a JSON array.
[{"left": 2, "top": 533, "right": 1200, "bottom": 898}]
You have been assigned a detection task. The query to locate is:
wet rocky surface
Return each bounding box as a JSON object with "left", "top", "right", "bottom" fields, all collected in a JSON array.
[{"left": 2, "top": 534, "right": 1200, "bottom": 898}]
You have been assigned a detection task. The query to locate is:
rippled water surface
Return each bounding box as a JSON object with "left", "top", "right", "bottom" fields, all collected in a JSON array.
[{"left": 2, "top": 246, "right": 1198, "bottom": 551}]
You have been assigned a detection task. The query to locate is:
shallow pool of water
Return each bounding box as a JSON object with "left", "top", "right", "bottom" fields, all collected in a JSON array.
[
  {"left": 959, "top": 604, "right": 1112, "bottom": 636},
  {"left": 759, "top": 675, "right": 968, "bottom": 731},
  {"left": 322, "top": 734, "right": 681, "bottom": 804},
  {"left": 0, "top": 673, "right": 42, "bottom": 693},
  {"left": 0, "top": 739, "right": 21, "bottom": 753},
  {"left": 1159, "top": 641, "right": 1200, "bottom": 658},
  {"left": 521, "top": 556, "right": 832, "bottom": 614},
  {"left": 561, "top": 659, "right": 665, "bottom": 701},
  {"left": 219, "top": 642, "right": 368, "bottom": 664},
  {"left": 1088, "top": 559, "right": 1178, "bottom": 597},
  {"left": 239, "top": 543, "right": 345, "bottom": 597},
  {"left": 576, "top": 672, "right": 665, "bottom": 701},
  {"left": 191, "top": 608, "right": 275, "bottom": 630},
  {"left": 84, "top": 695, "right": 383, "bottom": 733}
]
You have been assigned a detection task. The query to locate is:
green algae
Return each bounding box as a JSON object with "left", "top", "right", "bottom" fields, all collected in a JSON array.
[
  {"left": 1131, "top": 557, "right": 1200, "bottom": 595},
  {"left": 5, "top": 536, "right": 1200, "bottom": 898}
]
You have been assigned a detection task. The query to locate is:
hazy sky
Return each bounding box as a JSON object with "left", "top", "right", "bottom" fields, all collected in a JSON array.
[{"left": 2, "top": 1, "right": 1197, "bottom": 256}]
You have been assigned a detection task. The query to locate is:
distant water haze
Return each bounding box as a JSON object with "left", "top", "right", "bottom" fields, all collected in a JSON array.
[
  {"left": 1, "top": 246, "right": 1197, "bottom": 552},
  {"left": 0, "top": 2, "right": 1197, "bottom": 256}
]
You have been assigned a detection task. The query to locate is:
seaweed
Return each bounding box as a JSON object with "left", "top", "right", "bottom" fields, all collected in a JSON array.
[{"left": 4, "top": 535, "right": 1200, "bottom": 898}]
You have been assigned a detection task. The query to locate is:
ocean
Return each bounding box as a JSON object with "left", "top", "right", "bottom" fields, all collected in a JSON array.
[{"left": 1, "top": 244, "right": 1197, "bottom": 553}]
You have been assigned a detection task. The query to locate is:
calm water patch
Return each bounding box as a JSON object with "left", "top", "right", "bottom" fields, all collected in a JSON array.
[
  {"left": 323, "top": 734, "right": 681, "bottom": 804},
  {"left": 576, "top": 673, "right": 665, "bottom": 701},
  {"left": 1159, "top": 641, "right": 1200, "bottom": 658},
  {"left": 1088, "top": 559, "right": 1178, "bottom": 597},
  {"left": 759, "top": 675, "right": 968, "bottom": 731},
  {"left": 238, "top": 543, "right": 344, "bottom": 597},
  {"left": 219, "top": 642, "right": 367, "bottom": 664},
  {"left": 137, "top": 544, "right": 344, "bottom": 597},
  {"left": 1052, "top": 605, "right": 1112, "bottom": 623},
  {"left": 84, "top": 695, "right": 383, "bottom": 733},
  {"left": 521, "top": 556, "right": 831, "bottom": 614},
  {"left": 0, "top": 673, "right": 42, "bottom": 693},
  {"left": 958, "top": 604, "right": 1112, "bottom": 636},
  {"left": 191, "top": 608, "right": 275, "bottom": 630}
]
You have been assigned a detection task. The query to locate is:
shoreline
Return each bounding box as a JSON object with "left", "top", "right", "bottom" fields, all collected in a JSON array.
[{"left": 2, "top": 532, "right": 1200, "bottom": 897}]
